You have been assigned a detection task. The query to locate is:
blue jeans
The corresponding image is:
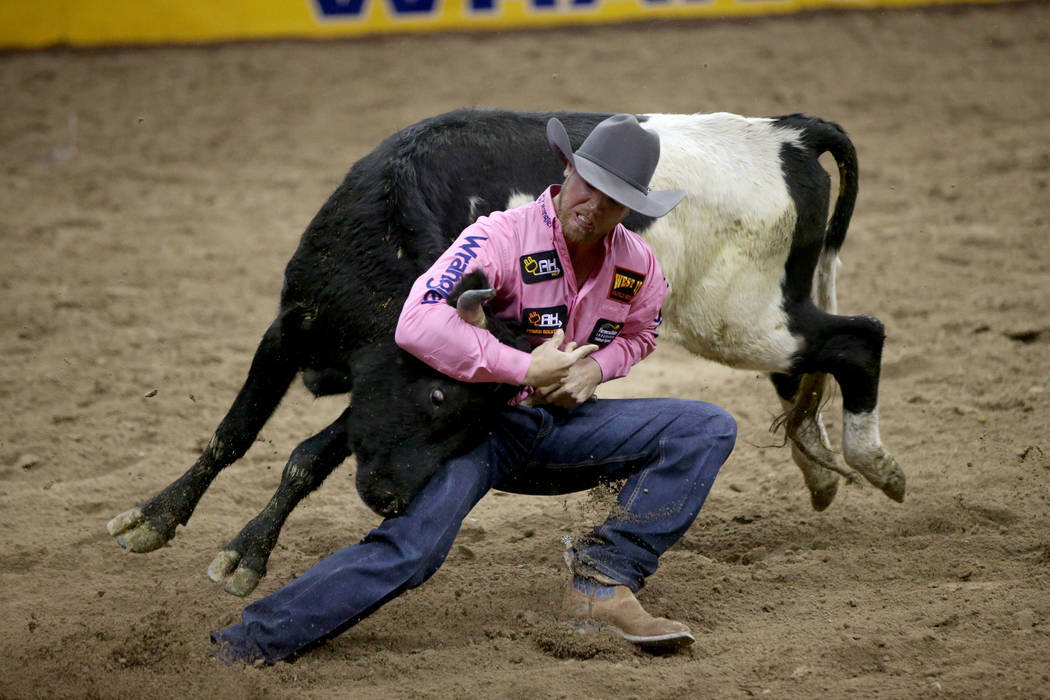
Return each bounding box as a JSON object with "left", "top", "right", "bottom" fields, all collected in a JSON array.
[{"left": 211, "top": 398, "right": 736, "bottom": 664}]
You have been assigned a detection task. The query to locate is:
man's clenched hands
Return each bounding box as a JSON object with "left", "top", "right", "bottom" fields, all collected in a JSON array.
[
  {"left": 532, "top": 354, "right": 603, "bottom": 408},
  {"left": 523, "top": 329, "right": 598, "bottom": 390}
]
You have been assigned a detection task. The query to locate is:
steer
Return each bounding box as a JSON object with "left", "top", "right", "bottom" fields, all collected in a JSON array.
[
  {"left": 107, "top": 108, "right": 904, "bottom": 598},
  {"left": 349, "top": 271, "right": 528, "bottom": 518}
]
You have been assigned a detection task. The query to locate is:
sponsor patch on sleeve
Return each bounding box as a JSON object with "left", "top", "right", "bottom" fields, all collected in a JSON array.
[
  {"left": 608, "top": 267, "right": 645, "bottom": 304},
  {"left": 587, "top": 318, "right": 624, "bottom": 346},
  {"left": 521, "top": 305, "right": 568, "bottom": 341},
  {"left": 520, "top": 250, "right": 563, "bottom": 284},
  {"left": 420, "top": 234, "right": 488, "bottom": 304}
]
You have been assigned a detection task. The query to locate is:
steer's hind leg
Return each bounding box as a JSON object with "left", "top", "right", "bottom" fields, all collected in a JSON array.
[
  {"left": 827, "top": 316, "right": 904, "bottom": 502},
  {"left": 107, "top": 309, "right": 303, "bottom": 552},
  {"left": 208, "top": 406, "right": 352, "bottom": 596},
  {"left": 772, "top": 372, "right": 846, "bottom": 511},
  {"left": 843, "top": 407, "right": 904, "bottom": 503},
  {"left": 791, "top": 307, "right": 905, "bottom": 503}
]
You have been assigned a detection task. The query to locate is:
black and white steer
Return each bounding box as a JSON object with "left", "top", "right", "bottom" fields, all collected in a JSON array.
[{"left": 107, "top": 109, "right": 903, "bottom": 598}]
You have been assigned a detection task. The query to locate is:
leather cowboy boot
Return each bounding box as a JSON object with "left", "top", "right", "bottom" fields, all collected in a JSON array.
[{"left": 563, "top": 583, "right": 695, "bottom": 648}]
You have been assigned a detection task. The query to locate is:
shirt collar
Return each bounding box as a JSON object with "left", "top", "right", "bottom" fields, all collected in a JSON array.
[{"left": 538, "top": 185, "right": 561, "bottom": 237}]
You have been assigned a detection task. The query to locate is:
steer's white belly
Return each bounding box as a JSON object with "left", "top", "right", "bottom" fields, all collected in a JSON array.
[{"left": 642, "top": 112, "right": 805, "bottom": 372}]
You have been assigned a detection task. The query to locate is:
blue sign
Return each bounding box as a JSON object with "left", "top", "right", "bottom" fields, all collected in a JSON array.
[{"left": 315, "top": 0, "right": 602, "bottom": 18}]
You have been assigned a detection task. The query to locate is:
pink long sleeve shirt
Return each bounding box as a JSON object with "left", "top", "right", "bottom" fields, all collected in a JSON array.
[{"left": 395, "top": 186, "right": 668, "bottom": 393}]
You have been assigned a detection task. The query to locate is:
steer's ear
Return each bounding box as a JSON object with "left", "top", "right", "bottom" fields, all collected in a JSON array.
[{"left": 456, "top": 288, "right": 494, "bottom": 329}]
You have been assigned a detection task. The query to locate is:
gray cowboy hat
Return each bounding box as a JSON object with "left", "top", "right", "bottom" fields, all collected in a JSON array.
[{"left": 546, "top": 113, "right": 685, "bottom": 218}]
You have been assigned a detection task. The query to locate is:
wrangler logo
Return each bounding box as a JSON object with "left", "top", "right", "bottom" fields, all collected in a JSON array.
[
  {"left": 608, "top": 267, "right": 645, "bottom": 304},
  {"left": 421, "top": 235, "right": 488, "bottom": 304}
]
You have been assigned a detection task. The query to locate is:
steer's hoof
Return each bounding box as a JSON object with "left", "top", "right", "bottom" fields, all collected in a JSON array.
[
  {"left": 207, "top": 550, "right": 240, "bottom": 583},
  {"left": 801, "top": 462, "right": 840, "bottom": 512},
  {"left": 225, "top": 568, "right": 262, "bottom": 597},
  {"left": 809, "top": 480, "right": 839, "bottom": 512},
  {"left": 208, "top": 550, "right": 262, "bottom": 597},
  {"left": 106, "top": 508, "right": 168, "bottom": 552},
  {"left": 866, "top": 451, "right": 905, "bottom": 503},
  {"left": 846, "top": 448, "right": 906, "bottom": 505},
  {"left": 106, "top": 508, "right": 142, "bottom": 537},
  {"left": 881, "top": 469, "right": 906, "bottom": 503}
]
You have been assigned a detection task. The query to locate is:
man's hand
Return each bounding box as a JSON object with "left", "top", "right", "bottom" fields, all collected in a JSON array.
[
  {"left": 523, "top": 329, "right": 598, "bottom": 389},
  {"left": 533, "top": 355, "right": 603, "bottom": 408}
]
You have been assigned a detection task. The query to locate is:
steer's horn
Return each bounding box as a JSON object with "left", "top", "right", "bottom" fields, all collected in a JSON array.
[{"left": 456, "top": 288, "right": 494, "bottom": 329}]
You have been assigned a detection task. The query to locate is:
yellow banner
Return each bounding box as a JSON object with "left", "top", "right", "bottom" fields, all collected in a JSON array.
[{"left": 0, "top": 0, "right": 1015, "bottom": 48}]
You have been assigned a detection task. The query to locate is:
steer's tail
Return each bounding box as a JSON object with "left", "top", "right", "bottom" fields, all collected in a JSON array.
[{"left": 800, "top": 117, "right": 859, "bottom": 253}]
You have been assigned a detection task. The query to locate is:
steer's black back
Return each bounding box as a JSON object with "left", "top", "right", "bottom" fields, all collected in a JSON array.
[{"left": 279, "top": 109, "right": 619, "bottom": 381}]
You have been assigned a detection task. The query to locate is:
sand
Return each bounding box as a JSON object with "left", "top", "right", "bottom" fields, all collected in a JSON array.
[{"left": 2, "top": 2, "right": 1048, "bottom": 697}]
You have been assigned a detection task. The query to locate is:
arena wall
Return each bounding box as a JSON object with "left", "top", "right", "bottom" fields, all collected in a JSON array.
[{"left": 0, "top": 0, "right": 1015, "bottom": 49}]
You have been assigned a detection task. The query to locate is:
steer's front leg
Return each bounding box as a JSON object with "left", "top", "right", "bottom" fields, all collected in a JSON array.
[
  {"left": 107, "top": 453, "right": 226, "bottom": 551},
  {"left": 107, "top": 310, "right": 303, "bottom": 552},
  {"left": 207, "top": 407, "right": 352, "bottom": 596}
]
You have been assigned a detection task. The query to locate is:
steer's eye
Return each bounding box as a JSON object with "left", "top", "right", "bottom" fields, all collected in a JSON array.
[{"left": 430, "top": 389, "right": 445, "bottom": 407}]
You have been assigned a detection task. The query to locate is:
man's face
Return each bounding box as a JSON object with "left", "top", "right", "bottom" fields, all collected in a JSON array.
[{"left": 554, "top": 165, "right": 630, "bottom": 246}]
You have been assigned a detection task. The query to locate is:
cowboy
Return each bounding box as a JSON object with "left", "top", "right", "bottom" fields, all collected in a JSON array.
[{"left": 212, "top": 114, "right": 737, "bottom": 664}]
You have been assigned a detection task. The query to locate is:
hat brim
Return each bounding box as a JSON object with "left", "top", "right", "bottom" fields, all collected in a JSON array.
[
  {"left": 546, "top": 117, "right": 685, "bottom": 219},
  {"left": 546, "top": 116, "right": 577, "bottom": 168}
]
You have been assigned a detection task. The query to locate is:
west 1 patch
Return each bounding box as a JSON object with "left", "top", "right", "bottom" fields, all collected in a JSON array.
[
  {"left": 608, "top": 267, "right": 646, "bottom": 304},
  {"left": 588, "top": 319, "right": 624, "bottom": 346},
  {"left": 522, "top": 305, "right": 568, "bottom": 340},
  {"left": 520, "top": 250, "right": 563, "bottom": 284}
]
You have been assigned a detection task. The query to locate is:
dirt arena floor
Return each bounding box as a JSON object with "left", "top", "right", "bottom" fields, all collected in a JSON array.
[{"left": 2, "top": 2, "right": 1048, "bottom": 697}]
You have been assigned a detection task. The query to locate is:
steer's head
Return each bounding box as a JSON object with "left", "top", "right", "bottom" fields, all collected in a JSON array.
[{"left": 348, "top": 271, "right": 527, "bottom": 518}]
